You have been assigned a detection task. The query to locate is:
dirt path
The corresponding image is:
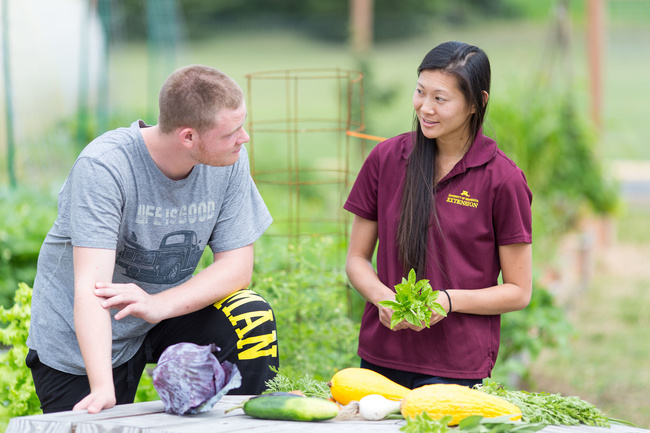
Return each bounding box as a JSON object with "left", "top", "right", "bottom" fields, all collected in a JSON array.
[{"left": 528, "top": 216, "right": 650, "bottom": 428}]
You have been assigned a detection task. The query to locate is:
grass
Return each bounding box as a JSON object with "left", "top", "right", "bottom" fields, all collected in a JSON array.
[
  {"left": 528, "top": 207, "right": 650, "bottom": 428},
  {"left": 616, "top": 205, "right": 650, "bottom": 245}
]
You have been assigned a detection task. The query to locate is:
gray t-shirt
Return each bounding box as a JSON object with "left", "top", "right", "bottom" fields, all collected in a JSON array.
[{"left": 27, "top": 120, "right": 272, "bottom": 375}]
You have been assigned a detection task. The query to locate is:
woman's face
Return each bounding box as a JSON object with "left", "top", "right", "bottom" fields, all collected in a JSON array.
[{"left": 412, "top": 69, "right": 474, "bottom": 145}]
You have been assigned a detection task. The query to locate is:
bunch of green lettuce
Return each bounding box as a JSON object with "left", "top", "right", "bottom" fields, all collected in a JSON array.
[{"left": 378, "top": 269, "right": 447, "bottom": 329}]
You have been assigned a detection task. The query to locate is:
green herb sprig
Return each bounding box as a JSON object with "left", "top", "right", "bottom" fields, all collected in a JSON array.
[
  {"left": 476, "top": 382, "right": 620, "bottom": 427},
  {"left": 378, "top": 269, "right": 447, "bottom": 329},
  {"left": 263, "top": 366, "right": 331, "bottom": 400},
  {"left": 400, "top": 413, "right": 547, "bottom": 433}
]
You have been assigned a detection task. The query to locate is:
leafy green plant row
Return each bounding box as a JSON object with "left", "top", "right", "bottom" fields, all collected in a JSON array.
[
  {"left": 250, "top": 236, "right": 361, "bottom": 381},
  {"left": 0, "top": 188, "right": 58, "bottom": 308},
  {"left": 487, "top": 95, "right": 619, "bottom": 262},
  {"left": 0, "top": 283, "right": 40, "bottom": 432}
]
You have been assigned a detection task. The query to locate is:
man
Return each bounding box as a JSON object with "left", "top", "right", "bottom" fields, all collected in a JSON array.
[{"left": 26, "top": 65, "right": 278, "bottom": 414}]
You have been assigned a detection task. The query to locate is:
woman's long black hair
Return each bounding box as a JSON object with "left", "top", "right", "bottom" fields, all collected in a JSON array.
[{"left": 397, "top": 41, "right": 491, "bottom": 279}]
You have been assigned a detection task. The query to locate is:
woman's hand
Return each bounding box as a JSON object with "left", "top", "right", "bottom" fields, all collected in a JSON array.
[
  {"left": 404, "top": 298, "right": 450, "bottom": 332},
  {"left": 377, "top": 287, "right": 452, "bottom": 332},
  {"left": 375, "top": 296, "right": 411, "bottom": 331}
]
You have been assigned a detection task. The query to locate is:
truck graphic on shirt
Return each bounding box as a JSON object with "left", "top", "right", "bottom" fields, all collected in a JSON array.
[{"left": 116, "top": 230, "right": 203, "bottom": 284}]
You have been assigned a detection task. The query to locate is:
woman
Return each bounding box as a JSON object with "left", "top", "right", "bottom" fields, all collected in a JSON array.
[{"left": 344, "top": 41, "right": 532, "bottom": 389}]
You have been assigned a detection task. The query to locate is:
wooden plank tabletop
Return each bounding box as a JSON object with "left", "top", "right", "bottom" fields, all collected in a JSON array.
[{"left": 7, "top": 395, "right": 649, "bottom": 433}]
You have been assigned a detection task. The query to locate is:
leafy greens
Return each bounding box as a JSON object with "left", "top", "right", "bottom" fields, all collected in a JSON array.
[
  {"left": 378, "top": 269, "right": 447, "bottom": 329},
  {"left": 400, "top": 413, "right": 546, "bottom": 433}
]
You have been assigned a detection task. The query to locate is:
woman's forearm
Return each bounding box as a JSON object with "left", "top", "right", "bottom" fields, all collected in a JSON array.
[{"left": 346, "top": 254, "right": 394, "bottom": 306}]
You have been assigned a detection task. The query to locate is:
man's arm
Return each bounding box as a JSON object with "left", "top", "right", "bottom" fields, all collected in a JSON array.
[
  {"left": 72, "top": 246, "right": 117, "bottom": 413},
  {"left": 73, "top": 243, "right": 253, "bottom": 414},
  {"left": 94, "top": 243, "right": 254, "bottom": 323}
]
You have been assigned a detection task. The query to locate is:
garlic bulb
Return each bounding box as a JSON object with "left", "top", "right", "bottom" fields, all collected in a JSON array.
[{"left": 358, "top": 394, "right": 402, "bottom": 420}]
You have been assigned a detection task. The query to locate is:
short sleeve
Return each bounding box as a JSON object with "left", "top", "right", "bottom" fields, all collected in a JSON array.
[
  {"left": 344, "top": 145, "right": 380, "bottom": 221},
  {"left": 208, "top": 147, "right": 272, "bottom": 253},
  {"left": 69, "top": 157, "right": 124, "bottom": 249},
  {"left": 493, "top": 168, "right": 532, "bottom": 245}
]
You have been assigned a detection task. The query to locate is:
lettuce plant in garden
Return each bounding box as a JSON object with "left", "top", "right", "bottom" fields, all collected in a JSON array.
[
  {"left": 0, "top": 283, "right": 42, "bottom": 430},
  {"left": 250, "top": 236, "right": 361, "bottom": 381},
  {"left": 0, "top": 188, "right": 57, "bottom": 308}
]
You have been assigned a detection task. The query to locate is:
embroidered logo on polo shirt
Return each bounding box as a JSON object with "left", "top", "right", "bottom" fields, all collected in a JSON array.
[{"left": 446, "top": 190, "right": 479, "bottom": 208}]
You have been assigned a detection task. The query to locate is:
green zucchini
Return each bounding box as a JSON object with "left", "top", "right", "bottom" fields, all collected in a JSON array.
[{"left": 243, "top": 395, "right": 339, "bottom": 421}]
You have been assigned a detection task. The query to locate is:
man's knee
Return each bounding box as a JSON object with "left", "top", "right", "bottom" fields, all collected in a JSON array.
[
  {"left": 212, "top": 289, "right": 279, "bottom": 394},
  {"left": 213, "top": 289, "right": 278, "bottom": 361}
]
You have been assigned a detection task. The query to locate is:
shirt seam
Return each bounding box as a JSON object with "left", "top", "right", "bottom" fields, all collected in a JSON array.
[
  {"left": 497, "top": 234, "right": 532, "bottom": 245},
  {"left": 343, "top": 202, "right": 377, "bottom": 221}
]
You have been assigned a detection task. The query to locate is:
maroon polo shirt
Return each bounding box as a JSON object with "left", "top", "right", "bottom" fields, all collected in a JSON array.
[{"left": 344, "top": 130, "right": 532, "bottom": 379}]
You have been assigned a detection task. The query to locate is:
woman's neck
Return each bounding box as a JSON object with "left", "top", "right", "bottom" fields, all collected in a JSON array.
[
  {"left": 436, "top": 133, "right": 471, "bottom": 159},
  {"left": 434, "top": 136, "right": 472, "bottom": 183}
]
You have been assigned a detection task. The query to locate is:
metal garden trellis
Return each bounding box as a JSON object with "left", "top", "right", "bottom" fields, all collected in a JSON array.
[
  {"left": 244, "top": 67, "right": 380, "bottom": 320},
  {"left": 245, "top": 68, "right": 368, "bottom": 249}
]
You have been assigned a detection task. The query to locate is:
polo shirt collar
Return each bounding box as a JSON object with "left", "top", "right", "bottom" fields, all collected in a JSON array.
[{"left": 401, "top": 128, "right": 497, "bottom": 180}]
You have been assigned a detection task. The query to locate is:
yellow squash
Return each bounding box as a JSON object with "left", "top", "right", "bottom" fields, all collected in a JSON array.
[
  {"left": 400, "top": 384, "right": 522, "bottom": 425},
  {"left": 328, "top": 368, "right": 410, "bottom": 405}
]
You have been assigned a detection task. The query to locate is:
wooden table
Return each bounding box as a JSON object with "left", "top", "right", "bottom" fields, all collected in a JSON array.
[{"left": 6, "top": 395, "right": 649, "bottom": 433}]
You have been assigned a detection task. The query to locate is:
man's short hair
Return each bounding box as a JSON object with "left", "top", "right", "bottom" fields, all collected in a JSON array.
[{"left": 158, "top": 65, "right": 244, "bottom": 134}]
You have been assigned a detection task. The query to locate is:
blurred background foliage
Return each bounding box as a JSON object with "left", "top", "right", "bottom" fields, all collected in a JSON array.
[
  {"left": 0, "top": 188, "right": 57, "bottom": 308},
  {"left": 2, "top": 0, "right": 649, "bottom": 428},
  {"left": 118, "top": 0, "right": 556, "bottom": 42}
]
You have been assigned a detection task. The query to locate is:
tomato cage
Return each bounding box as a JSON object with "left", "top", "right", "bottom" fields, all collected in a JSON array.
[{"left": 245, "top": 68, "right": 370, "bottom": 252}]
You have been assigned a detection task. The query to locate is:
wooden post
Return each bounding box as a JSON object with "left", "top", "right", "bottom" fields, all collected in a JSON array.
[
  {"left": 587, "top": 0, "right": 605, "bottom": 131},
  {"left": 351, "top": 0, "right": 373, "bottom": 55}
]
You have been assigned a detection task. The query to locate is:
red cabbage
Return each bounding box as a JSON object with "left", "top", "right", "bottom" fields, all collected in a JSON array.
[{"left": 152, "top": 342, "right": 242, "bottom": 415}]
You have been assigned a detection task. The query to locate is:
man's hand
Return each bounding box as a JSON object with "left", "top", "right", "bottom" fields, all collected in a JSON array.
[
  {"left": 94, "top": 282, "right": 165, "bottom": 323},
  {"left": 73, "top": 388, "right": 117, "bottom": 414},
  {"left": 95, "top": 244, "right": 254, "bottom": 325}
]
